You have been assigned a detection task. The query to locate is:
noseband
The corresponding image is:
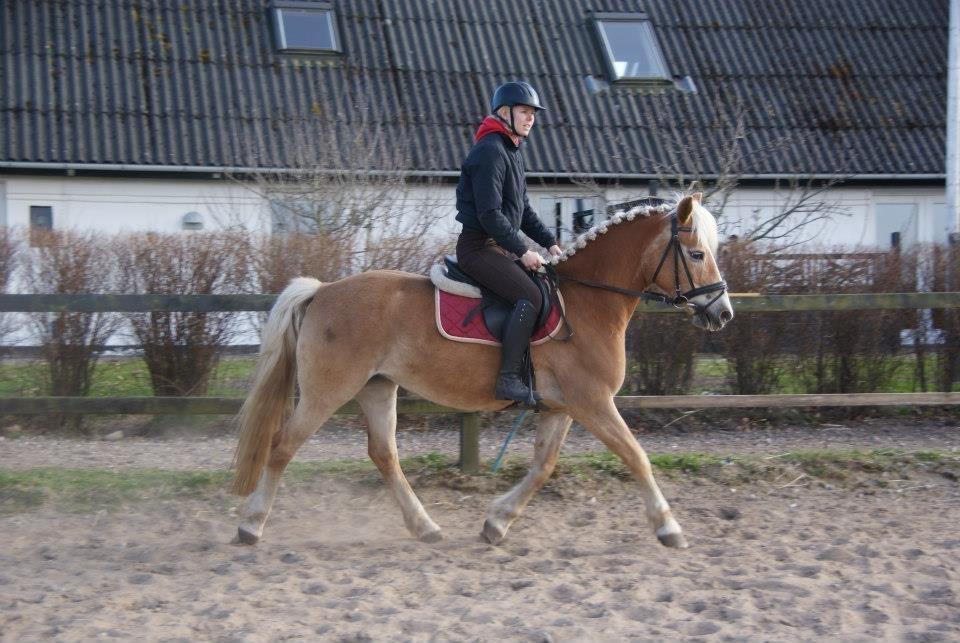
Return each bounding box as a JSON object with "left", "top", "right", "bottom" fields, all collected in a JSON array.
[{"left": 557, "top": 211, "right": 728, "bottom": 315}]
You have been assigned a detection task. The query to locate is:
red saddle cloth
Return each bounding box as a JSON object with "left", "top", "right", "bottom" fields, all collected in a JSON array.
[{"left": 434, "top": 289, "right": 564, "bottom": 346}]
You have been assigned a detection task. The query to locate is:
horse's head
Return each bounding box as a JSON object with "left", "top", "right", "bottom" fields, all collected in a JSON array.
[{"left": 644, "top": 194, "right": 734, "bottom": 331}]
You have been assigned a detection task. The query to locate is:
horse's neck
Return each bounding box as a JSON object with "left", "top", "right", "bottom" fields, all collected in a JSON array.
[{"left": 558, "top": 217, "right": 664, "bottom": 333}]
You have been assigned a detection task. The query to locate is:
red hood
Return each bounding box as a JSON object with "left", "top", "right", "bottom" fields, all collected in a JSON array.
[{"left": 474, "top": 116, "right": 521, "bottom": 146}]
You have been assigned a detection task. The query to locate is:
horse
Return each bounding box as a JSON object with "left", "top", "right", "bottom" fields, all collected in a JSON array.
[{"left": 231, "top": 193, "right": 734, "bottom": 549}]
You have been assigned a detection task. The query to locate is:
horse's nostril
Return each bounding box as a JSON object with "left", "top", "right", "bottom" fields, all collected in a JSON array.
[{"left": 720, "top": 310, "right": 733, "bottom": 323}]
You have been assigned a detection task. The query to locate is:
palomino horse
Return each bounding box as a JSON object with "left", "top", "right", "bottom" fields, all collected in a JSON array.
[{"left": 232, "top": 193, "right": 734, "bottom": 548}]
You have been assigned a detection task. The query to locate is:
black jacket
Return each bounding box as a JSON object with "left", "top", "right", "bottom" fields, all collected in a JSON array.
[{"left": 455, "top": 133, "right": 557, "bottom": 257}]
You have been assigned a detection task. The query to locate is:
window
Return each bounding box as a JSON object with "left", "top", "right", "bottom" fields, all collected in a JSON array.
[
  {"left": 931, "top": 202, "right": 954, "bottom": 245},
  {"left": 29, "top": 205, "right": 53, "bottom": 246},
  {"left": 270, "top": 199, "right": 326, "bottom": 234},
  {"left": 591, "top": 12, "right": 670, "bottom": 84},
  {"left": 270, "top": 1, "right": 340, "bottom": 55},
  {"left": 875, "top": 203, "right": 918, "bottom": 249},
  {"left": 538, "top": 196, "right": 603, "bottom": 243}
]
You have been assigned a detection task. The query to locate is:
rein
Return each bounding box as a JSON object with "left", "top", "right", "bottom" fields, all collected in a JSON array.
[{"left": 557, "top": 212, "right": 728, "bottom": 314}]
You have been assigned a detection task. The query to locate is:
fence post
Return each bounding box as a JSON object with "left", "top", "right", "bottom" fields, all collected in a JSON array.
[{"left": 458, "top": 413, "right": 480, "bottom": 473}]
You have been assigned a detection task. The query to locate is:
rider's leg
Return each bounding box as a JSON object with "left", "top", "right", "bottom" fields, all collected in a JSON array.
[
  {"left": 494, "top": 298, "right": 540, "bottom": 403},
  {"left": 455, "top": 239, "right": 543, "bottom": 403}
]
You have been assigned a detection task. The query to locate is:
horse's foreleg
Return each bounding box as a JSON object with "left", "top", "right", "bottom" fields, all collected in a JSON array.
[
  {"left": 356, "top": 377, "right": 443, "bottom": 543},
  {"left": 575, "top": 398, "right": 687, "bottom": 548},
  {"left": 482, "top": 411, "right": 572, "bottom": 545},
  {"left": 236, "top": 398, "right": 334, "bottom": 545}
]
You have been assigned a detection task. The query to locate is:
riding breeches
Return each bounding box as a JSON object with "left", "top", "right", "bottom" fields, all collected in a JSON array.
[{"left": 456, "top": 230, "right": 542, "bottom": 312}]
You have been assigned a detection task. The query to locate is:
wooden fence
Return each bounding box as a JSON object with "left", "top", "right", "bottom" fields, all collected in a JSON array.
[
  {"left": 3, "top": 292, "right": 960, "bottom": 313},
  {"left": 2, "top": 292, "right": 959, "bottom": 472}
]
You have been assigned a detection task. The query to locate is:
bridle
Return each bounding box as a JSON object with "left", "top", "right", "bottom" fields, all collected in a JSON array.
[{"left": 556, "top": 211, "right": 728, "bottom": 315}]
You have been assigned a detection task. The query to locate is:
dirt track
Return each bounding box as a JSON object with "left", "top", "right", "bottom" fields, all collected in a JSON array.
[
  {"left": 1, "top": 418, "right": 959, "bottom": 641},
  {"left": 1, "top": 416, "right": 958, "bottom": 471}
]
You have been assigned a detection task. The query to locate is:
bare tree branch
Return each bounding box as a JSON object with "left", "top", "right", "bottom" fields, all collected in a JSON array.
[
  {"left": 219, "top": 70, "right": 451, "bottom": 278},
  {"left": 585, "top": 88, "right": 856, "bottom": 245}
]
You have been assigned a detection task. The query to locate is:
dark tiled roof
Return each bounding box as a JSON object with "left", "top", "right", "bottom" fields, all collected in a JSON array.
[{"left": 0, "top": 0, "right": 948, "bottom": 176}]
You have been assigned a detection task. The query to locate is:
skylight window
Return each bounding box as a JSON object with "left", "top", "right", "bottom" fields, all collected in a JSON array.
[
  {"left": 591, "top": 12, "right": 670, "bottom": 83},
  {"left": 271, "top": 1, "right": 341, "bottom": 54}
]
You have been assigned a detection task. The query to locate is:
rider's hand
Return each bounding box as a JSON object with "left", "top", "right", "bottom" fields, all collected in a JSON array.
[
  {"left": 547, "top": 245, "right": 562, "bottom": 258},
  {"left": 520, "top": 250, "right": 544, "bottom": 271}
]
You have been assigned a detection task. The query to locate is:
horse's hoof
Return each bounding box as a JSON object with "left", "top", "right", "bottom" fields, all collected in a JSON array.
[
  {"left": 481, "top": 520, "right": 506, "bottom": 545},
  {"left": 236, "top": 527, "right": 260, "bottom": 545},
  {"left": 419, "top": 529, "right": 444, "bottom": 543},
  {"left": 657, "top": 531, "right": 689, "bottom": 549}
]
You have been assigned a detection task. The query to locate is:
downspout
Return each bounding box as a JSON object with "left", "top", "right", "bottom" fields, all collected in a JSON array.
[{"left": 947, "top": 0, "right": 960, "bottom": 240}]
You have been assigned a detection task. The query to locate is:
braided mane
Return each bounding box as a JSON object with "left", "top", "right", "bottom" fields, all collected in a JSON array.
[{"left": 550, "top": 198, "right": 718, "bottom": 264}]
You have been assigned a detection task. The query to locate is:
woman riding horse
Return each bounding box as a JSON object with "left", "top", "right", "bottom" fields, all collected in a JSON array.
[{"left": 455, "top": 81, "right": 563, "bottom": 404}]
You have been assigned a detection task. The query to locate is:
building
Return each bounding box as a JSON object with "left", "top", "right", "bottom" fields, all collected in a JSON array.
[{"left": 0, "top": 0, "right": 952, "bottom": 250}]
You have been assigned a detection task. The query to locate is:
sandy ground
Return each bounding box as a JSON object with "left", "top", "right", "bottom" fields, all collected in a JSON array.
[
  {"left": 1, "top": 419, "right": 959, "bottom": 641},
  {"left": 2, "top": 471, "right": 959, "bottom": 641}
]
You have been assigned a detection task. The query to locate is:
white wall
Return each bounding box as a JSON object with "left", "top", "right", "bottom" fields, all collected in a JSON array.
[
  {"left": 0, "top": 174, "right": 948, "bottom": 251},
  {"left": 601, "top": 185, "right": 949, "bottom": 250},
  {"left": 2, "top": 176, "right": 267, "bottom": 233},
  {"left": 0, "top": 174, "right": 466, "bottom": 240}
]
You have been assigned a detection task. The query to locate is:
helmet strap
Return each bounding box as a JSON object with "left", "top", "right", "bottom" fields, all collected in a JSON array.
[{"left": 494, "top": 107, "right": 524, "bottom": 138}]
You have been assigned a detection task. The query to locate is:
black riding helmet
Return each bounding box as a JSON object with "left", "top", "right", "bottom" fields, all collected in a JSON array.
[{"left": 490, "top": 81, "right": 546, "bottom": 136}]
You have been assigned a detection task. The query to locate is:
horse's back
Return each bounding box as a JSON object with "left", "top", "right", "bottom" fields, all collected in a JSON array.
[{"left": 301, "top": 269, "right": 433, "bottom": 331}]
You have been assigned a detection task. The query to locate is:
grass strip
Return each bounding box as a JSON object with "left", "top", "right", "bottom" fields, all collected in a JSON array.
[{"left": 1, "top": 449, "right": 955, "bottom": 514}]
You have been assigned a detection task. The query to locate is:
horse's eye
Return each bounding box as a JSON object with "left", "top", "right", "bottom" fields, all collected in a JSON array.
[{"left": 689, "top": 250, "right": 705, "bottom": 261}]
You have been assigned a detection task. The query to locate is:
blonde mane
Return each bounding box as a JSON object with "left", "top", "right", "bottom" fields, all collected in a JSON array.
[{"left": 550, "top": 198, "right": 719, "bottom": 264}]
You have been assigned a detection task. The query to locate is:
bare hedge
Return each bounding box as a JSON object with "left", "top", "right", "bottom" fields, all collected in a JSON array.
[
  {"left": 0, "top": 227, "right": 19, "bottom": 345},
  {"left": 627, "top": 242, "right": 960, "bottom": 395},
  {"left": 3, "top": 227, "right": 957, "bottom": 413},
  {"left": 21, "top": 230, "right": 122, "bottom": 431},
  {"left": 114, "top": 231, "right": 250, "bottom": 397}
]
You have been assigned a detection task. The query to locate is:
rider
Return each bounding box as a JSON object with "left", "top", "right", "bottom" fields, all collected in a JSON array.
[{"left": 454, "top": 81, "right": 563, "bottom": 404}]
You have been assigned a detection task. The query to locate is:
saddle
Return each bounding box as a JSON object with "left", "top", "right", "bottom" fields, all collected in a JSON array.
[{"left": 430, "top": 255, "right": 565, "bottom": 346}]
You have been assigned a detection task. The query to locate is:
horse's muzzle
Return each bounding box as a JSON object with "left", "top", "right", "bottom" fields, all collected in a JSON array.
[{"left": 690, "top": 292, "right": 734, "bottom": 331}]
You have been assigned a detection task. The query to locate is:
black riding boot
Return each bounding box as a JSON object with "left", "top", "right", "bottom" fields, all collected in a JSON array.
[{"left": 494, "top": 299, "right": 542, "bottom": 404}]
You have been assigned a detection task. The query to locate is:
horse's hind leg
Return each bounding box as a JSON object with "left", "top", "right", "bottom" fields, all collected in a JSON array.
[
  {"left": 355, "top": 377, "right": 443, "bottom": 542},
  {"left": 236, "top": 396, "right": 340, "bottom": 544},
  {"left": 574, "top": 398, "right": 687, "bottom": 548},
  {"left": 482, "top": 411, "right": 572, "bottom": 545}
]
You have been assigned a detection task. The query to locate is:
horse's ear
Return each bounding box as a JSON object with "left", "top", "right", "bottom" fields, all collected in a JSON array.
[
  {"left": 676, "top": 195, "right": 695, "bottom": 225},
  {"left": 692, "top": 192, "right": 703, "bottom": 203}
]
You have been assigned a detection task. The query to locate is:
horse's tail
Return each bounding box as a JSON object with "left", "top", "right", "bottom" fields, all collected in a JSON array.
[{"left": 231, "top": 277, "right": 323, "bottom": 496}]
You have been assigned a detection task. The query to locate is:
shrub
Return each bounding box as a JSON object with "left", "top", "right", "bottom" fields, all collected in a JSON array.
[
  {"left": 0, "top": 227, "right": 20, "bottom": 345},
  {"left": 717, "top": 239, "right": 787, "bottom": 394},
  {"left": 776, "top": 248, "right": 908, "bottom": 393},
  {"left": 624, "top": 312, "right": 701, "bottom": 395},
  {"left": 22, "top": 230, "right": 120, "bottom": 431},
  {"left": 931, "top": 243, "right": 960, "bottom": 391},
  {"left": 114, "top": 232, "right": 248, "bottom": 396},
  {"left": 247, "top": 232, "right": 354, "bottom": 296}
]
